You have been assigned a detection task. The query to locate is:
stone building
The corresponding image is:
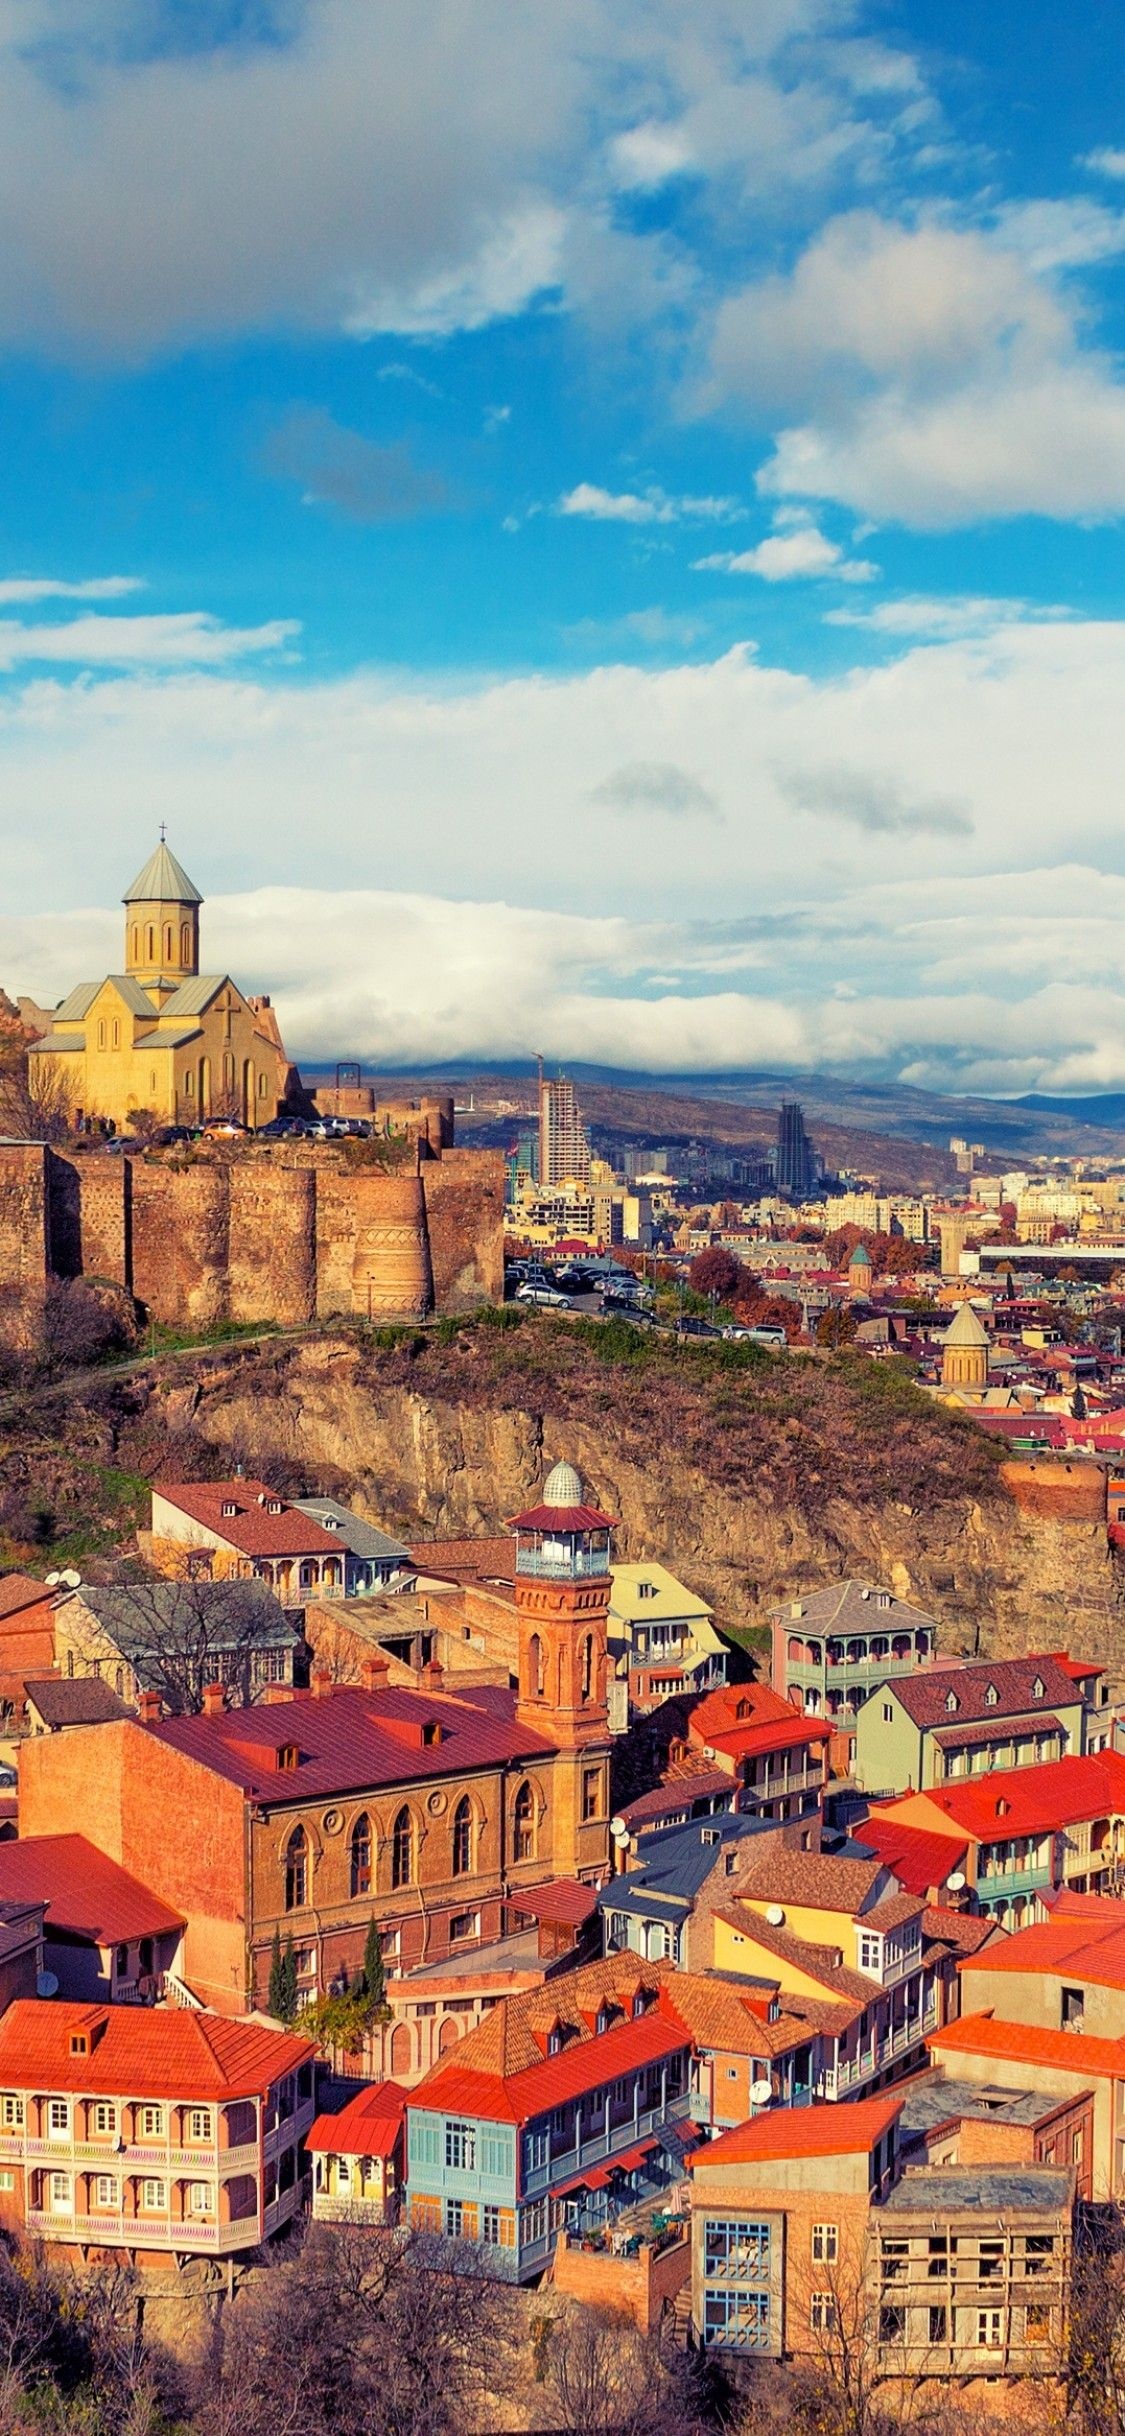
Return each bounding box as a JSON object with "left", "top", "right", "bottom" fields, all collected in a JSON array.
[
  {"left": 941, "top": 1299, "right": 990, "bottom": 1393},
  {"left": 28, "top": 840, "right": 295, "bottom": 1132}
]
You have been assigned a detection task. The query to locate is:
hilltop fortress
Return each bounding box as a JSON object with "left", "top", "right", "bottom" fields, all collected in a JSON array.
[{"left": 0, "top": 844, "right": 503, "bottom": 1341}]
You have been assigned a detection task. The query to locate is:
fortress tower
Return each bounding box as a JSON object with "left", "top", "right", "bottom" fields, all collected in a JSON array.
[{"left": 511, "top": 1460, "right": 613, "bottom": 1875}]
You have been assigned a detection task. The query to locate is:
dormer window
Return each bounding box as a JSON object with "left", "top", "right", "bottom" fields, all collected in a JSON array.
[
  {"left": 221, "top": 1501, "right": 238, "bottom": 1518},
  {"left": 596, "top": 2006, "right": 610, "bottom": 2036},
  {"left": 69, "top": 2034, "right": 89, "bottom": 2058},
  {"left": 985, "top": 1685, "right": 998, "bottom": 1707},
  {"left": 1033, "top": 1677, "right": 1045, "bottom": 1699},
  {"left": 277, "top": 1744, "right": 300, "bottom": 1771},
  {"left": 632, "top": 1993, "right": 646, "bottom": 2019},
  {"left": 323, "top": 1515, "right": 339, "bottom": 1530},
  {"left": 548, "top": 2029, "right": 562, "bottom": 2056},
  {"left": 638, "top": 1581, "right": 656, "bottom": 1600},
  {"left": 268, "top": 1499, "right": 283, "bottom": 1515},
  {"left": 422, "top": 1720, "right": 442, "bottom": 1748},
  {"left": 945, "top": 1692, "right": 959, "bottom": 1713}
]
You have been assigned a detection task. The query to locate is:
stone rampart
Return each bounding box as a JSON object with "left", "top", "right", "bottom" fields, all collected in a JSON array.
[{"left": 0, "top": 1139, "right": 503, "bottom": 1334}]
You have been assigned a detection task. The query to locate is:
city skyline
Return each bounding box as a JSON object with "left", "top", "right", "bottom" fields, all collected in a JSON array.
[{"left": 1, "top": 4, "right": 1125, "bottom": 1096}]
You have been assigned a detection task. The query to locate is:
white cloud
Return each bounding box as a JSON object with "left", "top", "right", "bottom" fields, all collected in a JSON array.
[
  {"left": 1082, "top": 147, "right": 1125, "bottom": 179},
  {"left": 0, "top": 613, "right": 298, "bottom": 667},
  {"left": 345, "top": 202, "right": 567, "bottom": 339},
  {"left": 559, "top": 483, "right": 740, "bottom": 524},
  {"left": 0, "top": 576, "right": 142, "bottom": 604},
  {"left": 992, "top": 197, "right": 1125, "bottom": 273},
  {"left": 703, "top": 210, "right": 1125, "bottom": 527},
  {"left": 696, "top": 514, "right": 877, "bottom": 579},
  {"left": 825, "top": 595, "right": 1068, "bottom": 637}
]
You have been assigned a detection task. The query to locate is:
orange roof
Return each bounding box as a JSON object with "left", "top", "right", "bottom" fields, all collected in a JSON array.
[
  {"left": 0, "top": 1999, "right": 315, "bottom": 2101},
  {"left": 690, "top": 2093, "right": 904, "bottom": 2168},
  {"left": 894, "top": 1752, "right": 1125, "bottom": 1843},
  {"left": 858, "top": 1818, "right": 970, "bottom": 1897},
  {"left": 306, "top": 2079, "right": 407, "bottom": 2157},
  {"left": 929, "top": 2010, "right": 1125, "bottom": 2080},
  {"left": 0, "top": 1574, "right": 54, "bottom": 1626},
  {"left": 959, "top": 1907, "right": 1125, "bottom": 1995},
  {"left": 0, "top": 1837, "right": 184, "bottom": 1945},
  {"left": 689, "top": 1681, "right": 804, "bottom": 1746},
  {"left": 155, "top": 1480, "right": 341, "bottom": 1559},
  {"left": 412, "top": 2009, "right": 686, "bottom": 2127}
]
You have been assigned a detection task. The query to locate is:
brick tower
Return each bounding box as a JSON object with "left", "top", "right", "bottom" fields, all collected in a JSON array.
[{"left": 511, "top": 1460, "right": 613, "bottom": 1877}]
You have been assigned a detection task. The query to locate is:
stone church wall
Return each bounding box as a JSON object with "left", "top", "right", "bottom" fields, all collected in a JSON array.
[{"left": 0, "top": 1140, "right": 503, "bottom": 1337}]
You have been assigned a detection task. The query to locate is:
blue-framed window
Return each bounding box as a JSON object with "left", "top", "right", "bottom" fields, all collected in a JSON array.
[
  {"left": 703, "top": 2288, "right": 771, "bottom": 2350},
  {"left": 704, "top": 2218, "right": 771, "bottom": 2280}
]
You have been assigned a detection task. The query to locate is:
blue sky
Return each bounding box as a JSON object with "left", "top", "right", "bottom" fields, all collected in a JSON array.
[{"left": 3, "top": 0, "right": 1125, "bottom": 1095}]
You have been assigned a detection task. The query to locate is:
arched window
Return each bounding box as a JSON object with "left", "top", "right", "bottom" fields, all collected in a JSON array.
[
  {"left": 284, "top": 1826, "right": 308, "bottom": 1911},
  {"left": 452, "top": 1796, "right": 472, "bottom": 1878},
  {"left": 163, "top": 925, "right": 172, "bottom": 963},
  {"left": 181, "top": 922, "right": 191, "bottom": 965},
  {"left": 391, "top": 1807, "right": 414, "bottom": 1889},
  {"left": 130, "top": 925, "right": 139, "bottom": 964},
  {"left": 112, "top": 1020, "right": 120, "bottom": 1049},
  {"left": 350, "top": 1814, "right": 372, "bottom": 1898},
  {"left": 512, "top": 1782, "right": 535, "bottom": 1864},
  {"left": 97, "top": 1020, "right": 106, "bottom": 1050},
  {"left": 145, "top": 925, "right": 155, "bottom": 961},
  {"left": 258, "top": 1071, "right": 268, "bottom": 1099},
  {"left": 526, "top": 1633, "right": 543, "bottom": 1699},
  {"left": 581, "top": 1635, "right": 594, "bottom": 1702},
  {"left": 222, "top": 1050, "right": 235, "bottom": 1092}
]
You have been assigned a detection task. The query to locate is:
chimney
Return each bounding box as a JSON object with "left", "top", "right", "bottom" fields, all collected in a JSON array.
[
  {"left": 137, "top": 1690, "right": 163, "bottom": 1725},
  {"left": 311, "top": 1666, "right": 333, "bottom": 1700},
  {"left": 361, "top": 1653, "right": 390, "bottom": 1693},
  {"left": 263, "top": 1683, "right": 291, "bottom": 1704},
  {"left": 425, "top": 1656, "right": 444, "bottom": 1689},
  {"left": 202, "top": 1681, "right": 225, "bottom": 1718}
]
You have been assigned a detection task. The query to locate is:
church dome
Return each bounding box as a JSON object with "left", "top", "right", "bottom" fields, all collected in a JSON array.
[{"left": 543, "top": 1459, "right": 583, "bottom": 1509}]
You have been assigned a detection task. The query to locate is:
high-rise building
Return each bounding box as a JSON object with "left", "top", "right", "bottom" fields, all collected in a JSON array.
[
  {"left": 539, "top": 1066, "right": 591, "bottom": 1186},
  {"left": 776, "top": 1100, "right": 815, "bottom": 1199}
]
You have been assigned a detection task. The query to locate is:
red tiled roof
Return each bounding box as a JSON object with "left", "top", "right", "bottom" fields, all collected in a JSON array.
[
  {"left": 0, "top": 1999, "right": 314, "bottom": 2100},
  {"left": 858, "top": 1818, "right": 970, "bottom": 1897},
  {"left": 306, "top": 2079, "right": 407, "bottom": 2157},
  {"left": 688, "top": 1682, "right": 802, "bottom": 1743},
  {"left": 507, "top": 1503, "right": 617, "bottom": 1532},
  {"left": 910, "top": 1752, "right": 1125, "bottom": 1842},
  {"left": 889, "top": 1653, "right": 1084, "bottom": 1731},
  {"left": 929, "top": 2011, "right": 1125, "bottom": 2080},
  {"left": 712, "top": 1715, "right": 832, "bottom": 1761},
  {"left": 618, "top": 1771, "right": 734, "bottom": 1831},
  {"left": 1045, "top": 1653, "right": 1104, "bottom": 1682},
  {"left": 959, "top": 1906, "right": 1125, "bottom": 1994},
  {"left": 0, "top": 1836, "right": 184, "bottom": 1945},
  {"left": 411, "top": 2009, "right": 687, "bottom": 2126},
  {"left": 154, "top": 1480, "right": 342, "bottom": 1559},
  {"left": 691, "top": 2093, "right": 904, "bottom": 2168},
  {"left": 0, "top": 1574, "right": 54, "bottom": 1625},
  {"left": 149, "top": 1681, "right": 554, "bottom": 1800},
  {"left": 929, "top": 1713, "right": 1065, "bottom": 1751},
  {"left": 921, "top": 1906, "right": 998, "bottom": 1956},
  {"left": 508, "top": 1880, "right": 600, "bottom": 1926}
]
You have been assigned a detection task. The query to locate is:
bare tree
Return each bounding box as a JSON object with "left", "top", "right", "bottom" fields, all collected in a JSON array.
[
  {"left": 537, "top": 2301, "right": 705, "bottom": 2436},
  {"left": 61, "top": 1575, "right": 299, "bottom": 1714}
]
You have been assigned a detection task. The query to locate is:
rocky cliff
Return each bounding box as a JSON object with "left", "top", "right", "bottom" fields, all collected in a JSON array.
[{"left": 144, "top": 1320, "right": 1124, "bottom": 1679}]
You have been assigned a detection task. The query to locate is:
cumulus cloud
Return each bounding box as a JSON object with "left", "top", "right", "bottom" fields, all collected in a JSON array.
[
  {"left": 263, "top": 407, "right": 450, "bottom": 521},
  {"left": 559, "top": 483, "right": 740, "bottom": 524},
  {"left": 590, "top": 761, "right": 720, "bottom": 819},
  {"left": 824, "top": 595, "right": 1063, "bottom": 637},
  {"left": 775, "top": 764, "right": 972, "bottom": 837},
  {"left": 0, "top": 612, "right": 298, "bottom": 667},
  {"left": 703, "top": 210, "right": 1125, "bottom": 526},
  {"left": 0, "top": 575, "right": 142, "bottom": 604},
  {"left": 696, "top": 511, "right": 877, "bottom": 579},
  {"left": 1082, "top": 147, "right": 1125, "bottom": 179}
]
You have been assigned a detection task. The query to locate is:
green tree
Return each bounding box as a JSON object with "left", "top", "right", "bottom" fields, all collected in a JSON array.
[
  {"left": 279, "top": 1934, "right": 298, "bottom": 2025},
  {"left": 360, "top": 1916, "right": 385, "bottom": 2010}
]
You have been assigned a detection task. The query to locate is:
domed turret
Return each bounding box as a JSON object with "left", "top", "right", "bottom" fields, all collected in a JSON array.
[{"left": 543, "top": 1458, "right": 583, "bottom": 1509}]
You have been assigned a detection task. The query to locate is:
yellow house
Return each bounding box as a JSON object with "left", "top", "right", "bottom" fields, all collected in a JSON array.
[{"left": 29, "top": 840, "right": 293, "bottom": 1131}]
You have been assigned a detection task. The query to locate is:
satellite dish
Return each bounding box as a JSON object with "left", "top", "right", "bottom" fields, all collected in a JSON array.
[
  {"left": 765, "top": 1904, "right": 786, "bottom": 1927},
  {"left": 44, "top": 1572, "right": 60, "bottom": 1587},
  {"left": 946, "top": 1872, "right": 966, "bottom": 1892},
  {"left": 749, "top": 2079, "right": 773, "bottom": 2106},
  {"left": 703, "top": 1746, "right": 716, "bottom": 1761},
  {"left": 610, "top": 1818, "right": 630, "bottom": 1844},
  {"left": 60, "top": 1570, "right": 81, "bottom": 1589},
  {"left": 36, "top": 1972, "right": 59, "bottom": 2000}
]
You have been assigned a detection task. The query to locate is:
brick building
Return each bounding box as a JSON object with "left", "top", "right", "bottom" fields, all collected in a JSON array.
[
  {"left": 0, "top": 1999, "right": 316, "bottom": 2265},
  {"left": 869, "top": 1750, "right": 1125, "bottom": 1926}
]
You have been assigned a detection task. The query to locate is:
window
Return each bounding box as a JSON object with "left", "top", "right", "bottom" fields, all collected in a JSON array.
[
  {"left": 452, "top": 1797, "right": 472, "bottom": 1878},
  {"left": 929, "top": 2305, "right": 948, "bottom": 2343},
  {"left": 47, "top": 2172, "right": 72, "bottom": 2217},
  {"left": 810, "top": 2293, "right": 837, "bottom": 2332},
  {"left": 90, "top": 2103, "right": 117, "bottom": 2137},
  {"left": 136, "top": 2105, "right": 163, "bottom": 2140},
  {"left": 92, "top": 2175, "right": 117, "bottom": 2212},
  {"left": 582, "top": 1768, "right": 600, "bottom": 1823},
  {"left": 185, "top": 2108, "right": 211, "bottom": 2144},
  {"left": 181, "top": 923, "right": 191, "bottom": 964},
  {"left": 350, "top": 1814, "right": 372, "bottom": 1899},
  {"left": 976, "top": 2310, "right": 1003, "bottom": 2350},
  {"left": 985, "top": 1683, "right": 999, "bottom": 1706},
  {"left": 945, "top": 1692, "right": 959, "bottom": 1712},
  {"left": 285, "top": 1826, "right": 309, "bottom": 1910},
  {"left": 879, "top": 2306, "right": 905, "bottom": 2343},
  {"left": 483, "top": 2204, "right": 502, "bottom": 2245},
  {"left": 702, "top": 2289, "right": 770, "bottom": 2351},
  {"left": 47, "top": 2100, "right": 69, "bottom": 2139},
  {"left": 512, "top": 1782, "right": 535, "bottom": 1864},
  {"left": 391, "top": 1807, "right": 414, "bottom": 1889},
  {"left": 858, "top": 1934, "right": 883, "bottom": 1975},
  {"left": 1025, "top": 2236, "right": 1054, "bottom": 2275},
  {"left": 581, "top": 1634, "right": 594, "bottom": 1702},
  {"left": 882, "top": 1703, "right": 893, "bottom": 1723},
  {"left": 445, "top": 2197, "right": 464, "bottom": 2238},
  {"left": 141, "top": 2178, "right": 166, "bottom": 2212},
  {"left": 979, "top": 2241, "right": 1004, "bottom": 2282},
  {"left": 812, "top": 2223, "right": 838, "bottom": 2264},
  {"left": 0, "top": 2096, "right": 23, "bottom": 2129},
  {"left": 1061, "top": 1985, "right": 1085, "bottom": 2028},
  {"left": 704, "top": 2220, "right": 770, "bottom": 2281},
  {"left": 97, "top": 1019, "right": 106, "bottom": 1050},
  {"left": 449, "top": 1911, "right": 477, "bottom": 1945},
  {"left": 1026, "top": 2304, "right": 1051, "bottom": 2344},
  {"left": 1033, "top": 1677, "right": 1044, "bottom": 1698},
  {"left": 444, "top": 2120, "right": 477, "bottom": 2172},
  {"left": 185, "top": 2181, "right": 211, "bottom": 2217}
]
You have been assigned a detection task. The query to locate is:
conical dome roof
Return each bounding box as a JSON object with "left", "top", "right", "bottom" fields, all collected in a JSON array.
[
  {"left": 543, "top": 1459, "right": 583, "bottom": 1508},
  {"left": 849, "top": 1242, "right": 872, "bottom": 1267},
  {"left": 943, "top": 1301, "right": 989, "bottom": 1345},
  {"left": 123, "top": 840, "right": 203, "bottom": 906}
]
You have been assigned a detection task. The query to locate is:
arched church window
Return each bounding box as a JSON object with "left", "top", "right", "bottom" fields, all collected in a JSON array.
[
  {"left": 513, "top": 1782, "right": 535, "bottom": 1864},
  {"left": 350, "top": 1814, "right": 372, "bottom": 1898},
  {"left": 163, "top": 926, "right": 172, "bottom": 963},
  {"left": 581, "top": 1635, "right": 594, "bottom": 1702},
  {"left": 526, "top": 1634, "right": 543, "bottom": 1699},
  {"left": 181, "top": 923, "right": 191, "bottom": 964},
  {"left": 145, "top": 926, "right": 154, "bottom": 961},
  {"left": 452, "top": 1796, "right": 472, "bottom": 1878},
  {"left": 97, "top": 1021, "right": 106, "bottom": 1050},
  {"left": 284, "top": 1826, "right": 308, "bottom": 1911},
  {"left": 391, "top": 1807, "right": 414, "bottom": 1889}
]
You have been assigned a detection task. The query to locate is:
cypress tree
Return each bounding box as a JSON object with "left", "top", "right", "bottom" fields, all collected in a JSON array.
[
  {"left": 280, "top": 1934, "right": 298, "bottom": 2024},
  {"left": 267, "top": 1925, "right": 284, "bottom": 2021},
  {"left": 361, "top": 1917, "right": 384, "bottom": 2010}
]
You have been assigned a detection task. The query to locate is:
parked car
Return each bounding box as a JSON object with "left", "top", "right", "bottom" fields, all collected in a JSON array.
[
  {"left": 516, "top": 1283, "right": 572, "bottom": 1308},
  {"left": 201, "top": 1117, "right": 249, "bottom": 1138},
  {"left": 151, "top": 1125, "right": 194, "bottom": 1147},
  {"left": 678, "top": 1315, "right": 721, "bottom": 1338}
]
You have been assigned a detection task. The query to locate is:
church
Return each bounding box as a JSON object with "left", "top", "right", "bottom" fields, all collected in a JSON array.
[{"left": 29, "top": 841, "right": 294, "bottom": 1132}]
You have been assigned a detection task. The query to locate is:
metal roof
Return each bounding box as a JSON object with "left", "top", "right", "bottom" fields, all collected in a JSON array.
[
  {"left": 293, "top": 1499, "right": 411, "bottom": 1562},
  {"left": 155, "top": 976, "right": 229, "bottom": 1018},
  {"left": 122, "top": 841, "right": 203, "bottom": 905},
  {"left": 52, "top": 982, "right": 101, "bottom": 1021},
  {"left": 0, "top": 1835, "right": 183, "bottom": 1945},
  {"left": 150, "top": 1679, "right": 555, "bottom": 1801}
]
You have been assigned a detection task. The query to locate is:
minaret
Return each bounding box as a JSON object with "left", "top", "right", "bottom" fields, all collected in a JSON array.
[
  {"left": 123, "top": 837, "right": 203, "bottom": 996},
  {"left": 511, "top": 1460, "right": 613, "bottom": 1876}
]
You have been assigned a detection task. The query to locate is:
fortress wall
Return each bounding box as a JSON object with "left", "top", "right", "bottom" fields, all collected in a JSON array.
[
  {"left": 228, "top": 1163, "right": 316, "bottom": 1324},
  {"left": 422, "top": 1149, "right": 505, "bottom": 1311},
  {"left": 0, "top": 1143, "right": 49, "bottom": 1345},
  {"left": 999, "top": 1459, "right": 1107, "bottom": 1523},
  {"left": 73, "top": 1159, "right": 130, "bottom": 1283},
  {"left": 316, "top": 1167, "right": 433, "bottom": 1320},
  {"left": 131, "top": 1162, "right": 231, "bottom": 1327},
  {"left": 314, "top": 1169, "right": 359, "bottom": 1318}
]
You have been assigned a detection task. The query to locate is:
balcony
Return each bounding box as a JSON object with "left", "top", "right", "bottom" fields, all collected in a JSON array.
[
  {"left": 521, "top": 2098, "right": 688, "bottom": 2199},
  {"left": 786, "top": 1654, "right": 920, "bottom": 1688},
  {"left": 25, "top": 2209, "right": 261, "bottom": 2255},
  {"left": 977, "top": 1862, "right": 1051, "bottom": 1900},
  {"left": 516, "top": 1550, "right": 610, "bottom": 1583}
]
